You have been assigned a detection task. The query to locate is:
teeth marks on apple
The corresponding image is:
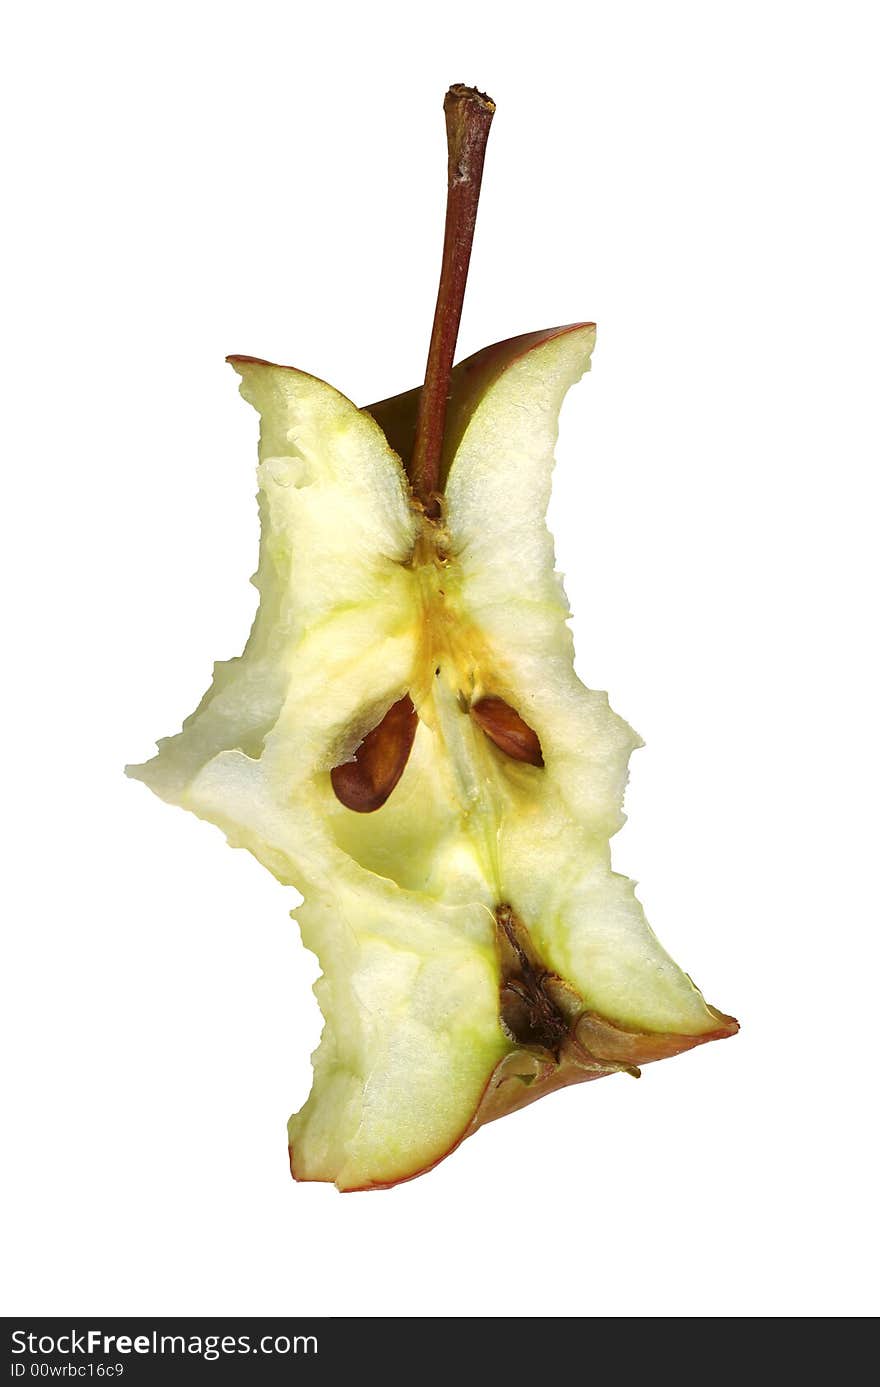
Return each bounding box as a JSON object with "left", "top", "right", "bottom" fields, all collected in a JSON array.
[
  {"left": 470, "top": 696, "right": 544, "bottom": 767},
  {"left": 330, "top": 695, "right": 418, "bottom": 813}
]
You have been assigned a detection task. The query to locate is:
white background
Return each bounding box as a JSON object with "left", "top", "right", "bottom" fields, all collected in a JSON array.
[{"left": 2, "top": 1, "right": 877, "bottom": 1319}]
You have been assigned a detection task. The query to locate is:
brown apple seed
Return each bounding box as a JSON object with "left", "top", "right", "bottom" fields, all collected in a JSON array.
[
  {"left": 330, "top": 695, "right": 418, "bottom": 813},
  {"left": 470, "top": 695, "right": 544, "bottom": 767}
]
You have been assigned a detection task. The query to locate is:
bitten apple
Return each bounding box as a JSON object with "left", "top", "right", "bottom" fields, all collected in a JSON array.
[{"left": 129, "top": 85, "right": 736, "bottom": 1190}]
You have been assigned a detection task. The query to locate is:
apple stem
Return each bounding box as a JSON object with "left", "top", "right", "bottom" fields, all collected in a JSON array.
[{"left": 409, "top": 84, "right": 495, "bottom": 515}]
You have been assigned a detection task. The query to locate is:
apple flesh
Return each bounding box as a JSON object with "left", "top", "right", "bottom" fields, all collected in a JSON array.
[{"left": 128, "top": 324, "right": 736, "bottom": 1190}]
